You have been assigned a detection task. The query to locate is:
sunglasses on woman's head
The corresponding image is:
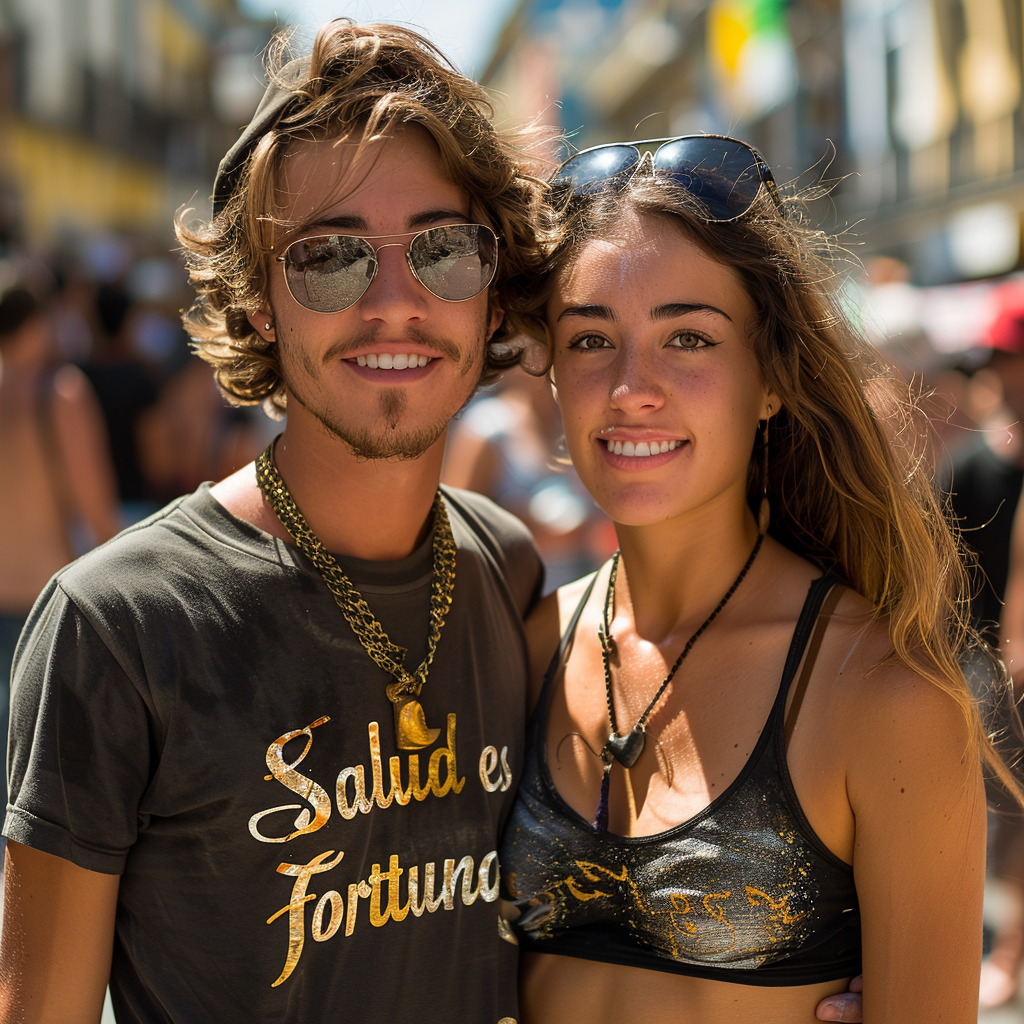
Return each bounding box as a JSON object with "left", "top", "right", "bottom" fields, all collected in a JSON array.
[
  {"left": 276, "top": 223, "right": 499, "bottom": 313},
  {"left": 547, "top": 135, "right": 782, "bottom": 222}
]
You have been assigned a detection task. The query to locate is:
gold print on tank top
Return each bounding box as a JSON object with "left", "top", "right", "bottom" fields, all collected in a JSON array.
[
  {"left": 527, "top": 858, "right": 811, "bottom": 963},
  {"left": 562, "top": 860, "right": 629, "bottom": 902},
  {"left": 745, "top": 886, "right": 805, "bottom": 927},
  {"left": 671, "top": 891, "right": 736, "bottom": 953}
]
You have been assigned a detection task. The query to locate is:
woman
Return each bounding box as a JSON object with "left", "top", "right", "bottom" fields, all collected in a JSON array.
[{"left": 498, "top": 136, "right": 1018, "bottom": 1023}]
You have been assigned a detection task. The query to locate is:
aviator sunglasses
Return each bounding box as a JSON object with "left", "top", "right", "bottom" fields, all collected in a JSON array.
[
  {"left": 548, "top": 134, "right": 782, "bottom": 222},
  {"left": 275, "top": 223, "right": 499, "bottom": 313}
]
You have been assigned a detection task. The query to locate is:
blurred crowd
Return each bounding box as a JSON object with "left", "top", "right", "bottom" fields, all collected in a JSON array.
[{"left": 0, "top": 237, "right": 278, "bottom": 779}]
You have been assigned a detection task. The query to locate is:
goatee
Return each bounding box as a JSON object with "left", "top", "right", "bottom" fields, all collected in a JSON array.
[{"left": 327, "top": 387, "right": 449, "bottom": 459}]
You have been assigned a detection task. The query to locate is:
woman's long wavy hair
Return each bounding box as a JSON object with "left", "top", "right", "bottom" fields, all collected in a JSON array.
[
  {"left": 517, "top": 173, "right": 1022, "bottom": 803},
  {"left": 176, "top": 19, "right": 546, "bottom": 413}
]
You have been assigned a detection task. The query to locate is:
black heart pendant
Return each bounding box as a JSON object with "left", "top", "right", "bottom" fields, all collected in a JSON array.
[{"left": 606, "top": 728, "right": 645, "bottom": 768}]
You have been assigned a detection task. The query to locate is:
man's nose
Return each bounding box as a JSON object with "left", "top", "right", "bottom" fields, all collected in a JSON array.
[{"left": 357, "top": 242, "right": 429, "bottom": 324}]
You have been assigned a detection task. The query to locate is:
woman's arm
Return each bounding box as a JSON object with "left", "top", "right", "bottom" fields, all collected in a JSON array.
[{"left": 846, "top": 662, "right": 987, "bottom": 1022}]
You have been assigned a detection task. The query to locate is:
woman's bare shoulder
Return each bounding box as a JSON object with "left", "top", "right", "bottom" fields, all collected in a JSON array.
[{"left": 813, "top": 591, "right": 976, "bottom": 795}]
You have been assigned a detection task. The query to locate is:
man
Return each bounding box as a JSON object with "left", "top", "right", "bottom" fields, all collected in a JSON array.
[{"left": 0, "top": 19, "right": 863, "bottom": 1024}]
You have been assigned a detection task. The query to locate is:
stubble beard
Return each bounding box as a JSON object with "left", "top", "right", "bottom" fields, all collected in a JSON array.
[{"left": 279, "top": 322, "right": 487, "bottom": 461}]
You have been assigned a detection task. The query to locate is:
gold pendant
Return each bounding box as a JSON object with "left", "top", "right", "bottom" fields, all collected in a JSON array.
[{"left": 393, "top": 696, "right": 441, "bottom": 750}]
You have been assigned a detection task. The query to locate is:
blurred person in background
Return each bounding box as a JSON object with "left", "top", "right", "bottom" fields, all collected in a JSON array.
[
  {"left": 979, "top": 283, "right": 1024, "bottom": 1006},
  {"left": 444, "top": 366, "right": 614, "bottom": 591},
  {"left": 0, "top": 274, "right": 119, "bottom": 816},
  {"left": 945, "top": 282, "right": 1024, "bottom": 644},
  {"left": 80, "top": 280, "right": 163, "bottom": 524}
]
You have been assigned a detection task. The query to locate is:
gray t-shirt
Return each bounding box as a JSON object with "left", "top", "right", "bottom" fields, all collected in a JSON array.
[{"left": 7, "top": 484, "right": 543, "bottom": 1024}]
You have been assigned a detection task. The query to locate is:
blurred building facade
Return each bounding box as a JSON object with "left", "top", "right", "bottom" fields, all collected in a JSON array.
[
  {"left": 482, "top": 0, "right": 1024, "bottom": 289},
  {"left": 0, "top": 0, "right": 272, "bottom": 250}
]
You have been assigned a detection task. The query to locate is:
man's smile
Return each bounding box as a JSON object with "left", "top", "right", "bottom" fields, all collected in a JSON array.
[{"left": 352, "top": 353, "right": 433, "bottom": 369}]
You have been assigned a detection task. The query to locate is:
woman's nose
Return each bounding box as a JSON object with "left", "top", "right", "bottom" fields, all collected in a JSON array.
[{"left": 609, "top": 349, "right": 665, "bottom": 413}]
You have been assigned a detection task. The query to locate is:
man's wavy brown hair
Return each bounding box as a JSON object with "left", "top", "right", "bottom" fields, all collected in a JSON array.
[
  {"left": 516, "top": 173, "right": 1023, "bottom": 804},
  {"left": 176, "top": 19, "right": 545, "bottom": 413}
]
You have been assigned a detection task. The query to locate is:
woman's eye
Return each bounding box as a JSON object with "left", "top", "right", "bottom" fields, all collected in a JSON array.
[
  {"left": 670, "top": 331, "right": 717, "bottom": 350},
  {"left": 569, "top": 334, "right": 612, "bottom": 351}
]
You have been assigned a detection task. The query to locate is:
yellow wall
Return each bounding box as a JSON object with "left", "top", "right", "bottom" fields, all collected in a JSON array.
[
  {"left": 7, "top": 120, "right": 168, "bottom": 240},
  {"left": 153, "top": 1, "right": 208, "bottom": 85}
]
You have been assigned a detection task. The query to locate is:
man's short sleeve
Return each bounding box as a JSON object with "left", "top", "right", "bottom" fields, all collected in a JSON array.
[{"left": 6, "top": 579, "right": 154, "bottom": 875}]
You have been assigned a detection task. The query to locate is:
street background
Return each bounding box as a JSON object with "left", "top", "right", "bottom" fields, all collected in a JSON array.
[{"left": 3, "top": 0, "right": 1024, "bottom": 1016}]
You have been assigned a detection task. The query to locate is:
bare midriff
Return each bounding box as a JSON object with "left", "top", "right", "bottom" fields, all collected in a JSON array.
[{"left": 520, "top": 951, "right": 850, "bottom": 1024}]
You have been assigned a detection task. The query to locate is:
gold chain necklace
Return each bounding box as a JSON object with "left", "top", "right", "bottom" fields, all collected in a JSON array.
[{"left": 255, "top": 438, "right": 456, "bottom": 750}]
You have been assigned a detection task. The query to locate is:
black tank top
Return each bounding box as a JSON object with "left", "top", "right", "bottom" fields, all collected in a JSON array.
[{"left": 499, "top": 572, "right": 862, "bottom": 986}]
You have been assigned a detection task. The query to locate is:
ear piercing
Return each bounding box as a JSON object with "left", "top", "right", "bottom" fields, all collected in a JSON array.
[{"left": 264, "top": 322, "right": 272, "bottom": 331}]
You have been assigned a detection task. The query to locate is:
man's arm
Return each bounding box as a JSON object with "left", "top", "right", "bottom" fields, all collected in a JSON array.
[{"left": 0, "top": 842, "right": 119, "bottom": 1024}]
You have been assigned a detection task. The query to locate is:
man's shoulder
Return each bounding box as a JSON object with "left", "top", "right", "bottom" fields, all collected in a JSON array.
[
  {"left": 55, "top": 484, "right": 274, "bottom": 610},
  {"left": 442, "top": 485, "right": 533, "bottom": 546}
]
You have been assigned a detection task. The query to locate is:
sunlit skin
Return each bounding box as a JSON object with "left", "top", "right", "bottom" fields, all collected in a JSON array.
[{"left": 518, "top": 212, "right": 987, "bottom": 1024}]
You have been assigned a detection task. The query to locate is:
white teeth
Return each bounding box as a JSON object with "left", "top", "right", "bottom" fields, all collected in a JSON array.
[
  {"left": 605, "top": 439, "right": 681, "bottom": 457},
  {"left": 357, "top": 353, "right": 430, "bottom": 370}
]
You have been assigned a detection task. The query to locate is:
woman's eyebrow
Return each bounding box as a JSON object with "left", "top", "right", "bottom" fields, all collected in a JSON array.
[
  {"left": 556, "top": 304, "right": 616, "bottom": 323},
  {"left": 651, "top": 302, "right": 732, "bottom": 322}
]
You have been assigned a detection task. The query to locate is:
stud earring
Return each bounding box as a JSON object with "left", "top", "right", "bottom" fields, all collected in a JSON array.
[{"left": 264, "top": 322, "right": 272, "bottom": 331}]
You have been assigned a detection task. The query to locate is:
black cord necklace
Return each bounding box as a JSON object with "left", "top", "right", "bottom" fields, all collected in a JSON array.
[{"left": 594, "top": 532, "right": 764, "bottom": 831}]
